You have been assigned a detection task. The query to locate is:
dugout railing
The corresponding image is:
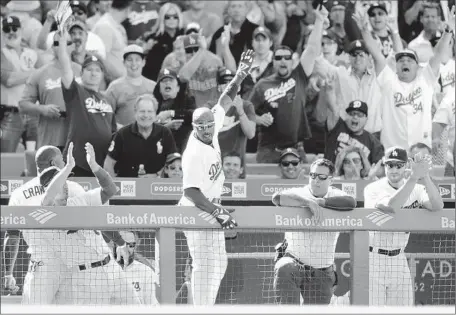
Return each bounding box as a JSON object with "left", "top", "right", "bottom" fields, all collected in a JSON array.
[{"left": 1, "top": 205, "right": 454, "bottom": 305}]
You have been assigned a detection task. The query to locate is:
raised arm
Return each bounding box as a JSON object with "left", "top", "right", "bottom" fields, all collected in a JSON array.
[
  {"left": 217, "top": 50, "right": 256, "bottom": 112},
  {"left": 41, "top": 143, "right": 75, "bottom": 206},
  {"left": 178, "top": 35, "right": 207, "bottom": 82},
  {"left": 85, "top": 142, "right": 118, "bottom": 204},
  {"left": 429, "top": 7, "right": 455, "bottom": 76},
  {"left": 300, "top": 5, "right": 327, "bottom": 75},
  {"left": 353, "top": 9, "right": 386, "bottom": 74},
  {"left": 55, "top": 30, "right": 74, "bottom": 89}
]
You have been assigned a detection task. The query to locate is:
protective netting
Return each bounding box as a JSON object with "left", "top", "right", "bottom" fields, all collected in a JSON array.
[{"left": 1, "top": 229, "right": 454, "bottom": 306}]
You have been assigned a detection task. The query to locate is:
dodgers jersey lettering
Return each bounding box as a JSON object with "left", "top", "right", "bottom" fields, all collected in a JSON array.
[{"left": 179, "top": 103, "right": 226, "bottom": 205}]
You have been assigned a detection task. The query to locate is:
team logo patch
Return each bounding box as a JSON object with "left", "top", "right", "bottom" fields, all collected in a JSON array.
[
  {"left": 365, "top": 211, "right": 393, "bottom": 227},
  {"left": 29, "top": 209, "right": 58, "bottom": 224}
]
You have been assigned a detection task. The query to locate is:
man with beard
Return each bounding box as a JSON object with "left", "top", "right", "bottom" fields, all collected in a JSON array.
[
  {"left": 249, "top": 5, "right": 328, "bottom": 163},
  {"left": 354, "top": 6, "right": 455, "bottom": 150},
  {"left": 364, "top": 146, "right": 443, "bottom": 305},
  {"left": 323, "top": 74, "right": 384, "bottom": 165}
]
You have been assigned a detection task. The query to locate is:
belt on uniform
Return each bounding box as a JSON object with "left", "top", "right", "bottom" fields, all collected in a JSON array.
[
  {"left": 78, "top": 255, "right": 110, "bottom": 271},
  {"left": 369, "top": 246, "right": 401, "bottom": 257},
  {"left": 284, "top": 252, "right": 333, "bottom": 272},
  {"left": 0, "top": 105, "right": 19, "bottom": 113}
]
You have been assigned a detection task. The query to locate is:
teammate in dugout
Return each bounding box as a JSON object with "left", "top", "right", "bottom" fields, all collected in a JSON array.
[
  {"left": 363, "top": 147, "right": 443, "bottom": 306},
  {"left": 272, "top": 158, "right": 356, "bottom": 305},
  {"left": 39, "top": 142, "right": 141, "bottom": 305},
  {"left": 178, "top": 50, "right": 256, "bottom": 305},
  {"left": 3, "top": 145, "right": 85, "bottom": 304}
]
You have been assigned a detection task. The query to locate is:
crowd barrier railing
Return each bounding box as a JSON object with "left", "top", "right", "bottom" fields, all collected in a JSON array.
[
  {"left": 1, "top": 205, "right": 454, "bottom": 305},
  {"left": 1, "top": 177, "right": 455, "bottom": 202}
]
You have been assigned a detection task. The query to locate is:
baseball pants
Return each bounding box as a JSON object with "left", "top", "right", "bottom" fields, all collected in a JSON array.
[
  {"left": 22, "top": 256, "right": 72, "bottom": 305},
  {"left": 57, "top": 256, "right": 141, "bottom": 305},
  {"left": 369, "top": 250, "right": 413, "bottom": 306},
  {"left": 184, "top": 230, "right": 228, "bottom": 305},
  {"left": 273, "top": 254, "right": 336, "bottom": 305}
]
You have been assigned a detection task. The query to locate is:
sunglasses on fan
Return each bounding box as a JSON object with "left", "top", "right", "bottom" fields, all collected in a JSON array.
[
  {"left": 2, "top": 26, "right": 19, "bottom": 33},
  {"left": 280, "top": 160, "right": 300, "bottom": 167},
  {"left": 274, "top": 55, "right": 292, "bottom": 61},
  {"left": 309, "top": 172, "right": 331, "bottom": 180}
]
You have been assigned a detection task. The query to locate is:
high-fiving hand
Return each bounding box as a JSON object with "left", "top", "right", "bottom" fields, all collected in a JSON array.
[
  {"left": 66, "top": 142, "right": 76, "bottom": 169},
  {"left": 237, "top": 50, "right": 256, "bottom": 78},
  {"left": 85, "top": 142, "right": 100, "bottom": 172}
]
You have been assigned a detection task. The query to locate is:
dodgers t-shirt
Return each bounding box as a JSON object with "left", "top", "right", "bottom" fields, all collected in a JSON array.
[{"left": 62, "top": 78, "right": 115, "bottom": 171}]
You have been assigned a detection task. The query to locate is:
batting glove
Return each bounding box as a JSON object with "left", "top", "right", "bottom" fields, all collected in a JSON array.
[
  {"left": 211, "top": 207, "right": 238, "bottom": 230},
  {"left": 4, "top": 275, "right": 19, "bottom": 295}
]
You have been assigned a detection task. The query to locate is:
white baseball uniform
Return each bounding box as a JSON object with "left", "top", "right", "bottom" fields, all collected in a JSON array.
[
  {"left": 123, "top": 260, "right": 159, "bottom": 305},
  {"left": 179, "top": 103, "right": 228, "bottom": 305},
  {"left": 377, "top": 64, "right": 437, "bottom": 150},
  {"left": 439, "top": 59, "right": 455, "bottom": 97},
  {"left": 50, "top": 188, "right": 141, "bottom": 305},
  {"left": 364, "top": 177, "right": 430, "bottom": 306},
  {"left": 433, "top": 92, "right": 455, "bottom": 167},
  {"left": 8, "top": 177, "right": 85, "bottom": 305}
]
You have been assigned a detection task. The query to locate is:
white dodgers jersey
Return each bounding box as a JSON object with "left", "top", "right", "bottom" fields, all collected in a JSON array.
[
  {"left": 9, "top": 177, "right": 85, "bottom": 261},
  {"left": 124, "top": 260, "right": 159, "bottom": 305},
  {"left": 364, "top": 177, "right": 429, "bottom": 249},
  {"left": 53, "top": 188, "right": 111, "bottom": 267},
  {"left": 179, "top": 104, "right": 226, "bottom": 205}
]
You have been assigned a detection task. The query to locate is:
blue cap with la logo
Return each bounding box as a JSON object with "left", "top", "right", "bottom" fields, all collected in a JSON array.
[{"left": 384, "top": 146, "right": 408, "bottom": 163}]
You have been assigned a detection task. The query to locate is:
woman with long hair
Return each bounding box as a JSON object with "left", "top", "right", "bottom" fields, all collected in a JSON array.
[
  {"left": 142, "top": 3, "right": 185, "bottom": 81},
  {"left": 334, "top": 146, "right": 376, "bottom": 180}
]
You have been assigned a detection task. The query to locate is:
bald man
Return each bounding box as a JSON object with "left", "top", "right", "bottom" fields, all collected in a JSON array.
[{"left": 178, "top": 50, "right": 255, "bottom": 305}]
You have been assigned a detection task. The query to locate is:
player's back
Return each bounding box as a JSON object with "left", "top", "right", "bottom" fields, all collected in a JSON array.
[{"left": 10, "top": 178, "right": 86, "bottom": 261}]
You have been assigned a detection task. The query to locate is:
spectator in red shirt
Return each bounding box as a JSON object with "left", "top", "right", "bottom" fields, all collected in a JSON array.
[{"left": 56, "top": 30, "right": 116, "bottom": 177}]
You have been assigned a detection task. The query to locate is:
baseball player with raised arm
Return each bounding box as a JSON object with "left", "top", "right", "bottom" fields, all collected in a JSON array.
[
  {"left": 364, "top": 146, "right": 444, "bottom": 306},
  {"left": 271, "top": 158, "right": 356, "bottom": 305},
  {"left": 41, "top": 142, "right": 140, "bottom": 305},
  {"left": 114, "top": 231, "right": 159, "bottom": 305},
  {"left": 3, "top": 145, "right": 86, "bottom": 304},
  {"left": 178, "top": 50, "right": 255, "bottom": 305}
]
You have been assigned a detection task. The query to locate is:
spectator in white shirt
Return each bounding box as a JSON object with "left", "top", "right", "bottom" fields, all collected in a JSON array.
[
  {"left": 354, "top": 7, "right": 455, "bottom": 150},
  {"left": 408, "top": 2, "right": 442, "bottom": 63}
]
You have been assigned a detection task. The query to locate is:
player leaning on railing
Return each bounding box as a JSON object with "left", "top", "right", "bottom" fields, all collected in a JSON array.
[
  {"left": 271, "top": 158, "right": 357, "bottom": 305},
  {"left": 178, "top": 50, "right": 255, "bottom": 305},
  {"left": 39, "top": 142, "right": 141, "bottom": 305},
  {"left": 364, "top": 147, "right": 444, "bottom": 306}
]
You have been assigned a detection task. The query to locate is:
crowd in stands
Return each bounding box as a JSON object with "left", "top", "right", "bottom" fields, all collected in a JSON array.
[{"left": 1, "top": 0, "right": 455, "bottom": 179}]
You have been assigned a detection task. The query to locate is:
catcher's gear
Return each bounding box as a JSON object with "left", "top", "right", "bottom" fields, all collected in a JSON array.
[
  {"left": 4, "top": 275, "right": 19, "bottom": 295},
  {"left": 211, "top": 207, "right": 238, "bottom": 229}
]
